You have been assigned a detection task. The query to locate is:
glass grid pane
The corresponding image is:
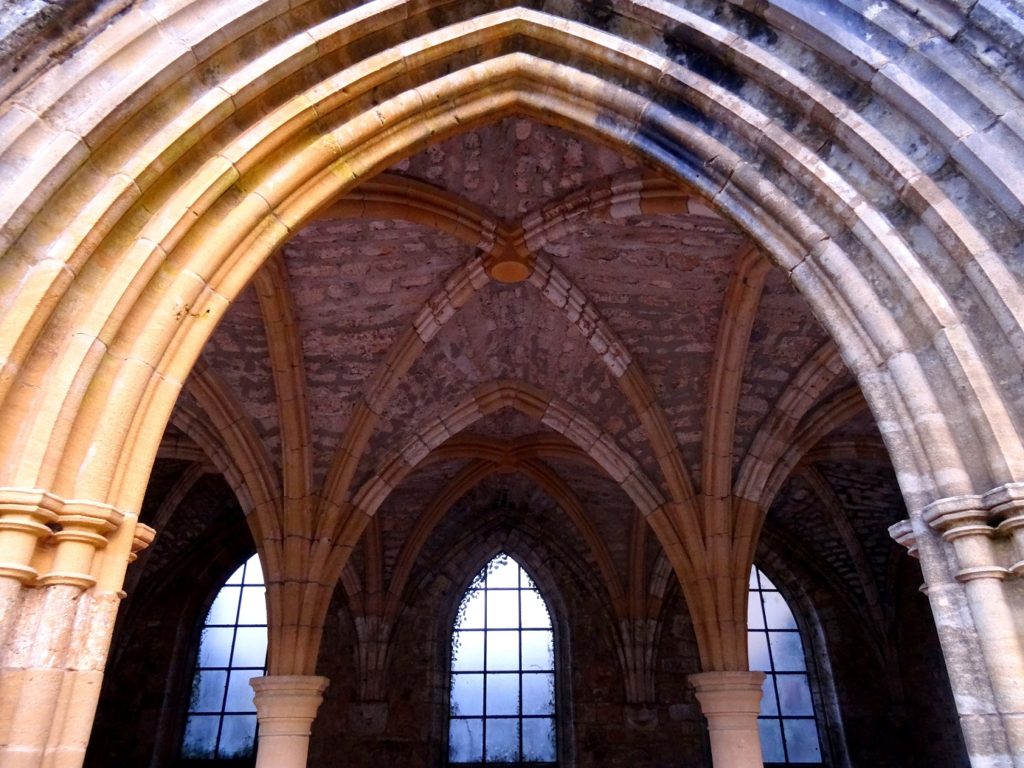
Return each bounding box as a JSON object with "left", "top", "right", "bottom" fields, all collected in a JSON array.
[
  {"left": 748, "top": 566, "right": 823, "bottom": 766},
  {"left": 182, "top": 554, "right": 267, "bottom": 760},
  {"left": 449, "top": 553, "right": 557, "bottom": 765}
]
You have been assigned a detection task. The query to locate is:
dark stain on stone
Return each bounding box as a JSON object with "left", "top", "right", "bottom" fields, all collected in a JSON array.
[
  {"left": 715, "top": 3, "right": 779, "bottom": 46},
  {"left": 582, "top": 0, "right": 618, "bottom": 31},
  {"left": 658, "top": 91, "right": 713, "bottom": 133},
  {"left": 663, "top": 25, "right": 745, "bottom": 93},
  {"left": 633, "top": 105, "right": 708, "bottom": 177}
]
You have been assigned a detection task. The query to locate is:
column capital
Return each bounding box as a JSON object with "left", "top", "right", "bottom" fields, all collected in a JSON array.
[
  {"left": 0, "top": 487, "right": 62, "bottom": 582},
  {"left": 923, "top": 493, "right": 988, "bottom": 531},
  {"left": 983, "top": 482, "right": 1024, "bottom": 517},
  {"left": 919, "top": 483, "right": 1024, "bottom": 583},
  {"left": 38, "top": 498, "right": 125, "bottom": 588},
  {"left": 129, "top": 522, "right": 157, "bottom": 563},
  {"left": 689, "top": 671, "right": 766, "bottom": 768},
  {"left": 251, "top": 676, "right": 329, "bottom": 768},
  {"left": 689, "top": 670, "right": 765, "bottom": 716},
  {"left": 0, "top": 487, "right": 133, "bottom": 587},
  {"left": 888, "top": 518, "right": 917, "bottom": 557},
  {"left": 251, "top": 675, "right": 329, "bottom": 721},
  {"left": 922, "top": 481, "right": 1024, "bottom": 530}
]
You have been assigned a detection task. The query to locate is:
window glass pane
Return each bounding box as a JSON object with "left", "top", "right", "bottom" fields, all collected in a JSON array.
[
  {"left": 521, "top": 630, "right": 553, "bottom": 671},
  {"left": 749, "top": 569, "right": 760, "bottom": 589},
  {"left": 485, "top": 717, "right": 519, "bottom": 762},
  {"left": 185, "top": 554, "right": 267, "bottom": 761},
  {"left": 206, "top": 587, "right": 240, "bottom": 625},
  {"left": 486, "top": 673, "right": 520, "bottom": 716},
  {"left": 238, "top": 587, "right": 267, "bottom": 625},
  {"left": 449, "top": 554, "right": 557, "bottom": 765},
  {"left": 487, "top": 631, "right": 519, "bottom": 671},
  {"left": 522, "top": 717, "right": 556, "bottom": 761},
  {"left": 190, "top": 670, "right": 227, "bottom": 712},
  {"left": 748, "top": 631, "right": 771, "bottom": 672},
  {"left": 198, "top": 627, "right": 234, "bottom": 668},
  {"left": 758, "top": 570, "right": 779, "bottom": 590},
  {"left": 768, "top": 631, "right": 806, "bottom": 672},
  {"left": 520, "top": 589, "right": 551, "bottom": 629},
  {"left": 224, "top": 670, "right": 258, "bottom": 713},
  {"left": 523, "top": 673, "right": 555, "bottom": 715},
  {"left": 225, "top": 565, "right": 244, "bottom": 585},
  {"left": 783, "top": 719, "right": 822, "bottom": 762},
  {"left": 776, "top": 674, "right": 814, "bottom": 716},
  {"left": 487, "top": 589, "right": 519, "bottom": 628},
  {"left": 182, "top": 715, "right": 219, "bottom": 758},
  {"left": 451, "top": 674, "right": 484, "bottom": 716},
  {"left": 449, "top": 718, "right": 483, "bottom": 762},
  {"left": 759, "top": 675, "right": 778, "bottom": 717},
  {"left": 486, "top": 557, "right": 520, "bottom": 588},
  {"left": 758, "top": 718, "right": 785, "bottom": 762},
  {"left": 217, "top": 714, "right": 257, "bottom": 758},
  {"left": 243, "top": 557, "right": 264, "bottom": 585},
  {"left": 762, "top": 591, "right": 798, "bottom": 630},
  {"left": 231, "top": 627, "right": 267, "bottom": 668},
  {"left": 748, "top": 567, "right": 823, "bottom": 766},
  {"left": 452, "top": 631, "right": 484, "bottom": 671},
  {"left": 747, "top": 593, "right": 765, "bottom": 630},
  {"left": 457, "top": 589, "right": 485, "bottom": 629}
]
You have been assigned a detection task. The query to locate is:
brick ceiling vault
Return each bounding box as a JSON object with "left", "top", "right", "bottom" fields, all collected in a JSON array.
[{"left": 0, "top": 0, "right": 1021, "bottom": 689}]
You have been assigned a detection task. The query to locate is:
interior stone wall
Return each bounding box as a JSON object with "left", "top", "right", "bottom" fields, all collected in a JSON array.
[
  {"left": 83, "top": 471, "right": 254, "bottom": 768},
  {"left": 308, "top": 499, "right": 710, "bottom": 768},
  {"left": 757, "top": 534, "right": 968, "bottom": 768},
  {"left": 84, "top": 461, "right": 968, "bottom": 768}
]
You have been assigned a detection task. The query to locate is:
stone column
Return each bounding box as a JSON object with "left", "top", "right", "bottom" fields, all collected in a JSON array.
[
  {"left": 892, "top": 482, "right": 1024, "bottom": 768},
  {"left": 251, "top": 675, "right": 329, "bottom": 768},
  {"left": 0, "top": 490, "right": 153, "bottom": 768},
  {"left": 690, "top": 670, "right": 765, "bottom": 768}
]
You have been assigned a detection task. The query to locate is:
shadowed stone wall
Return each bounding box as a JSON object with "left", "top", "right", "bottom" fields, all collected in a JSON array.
[
  {"left": 84, "top": 461, "right": 967, "bottom": 768},
  {"left": 307, "top": 499, "right": 709, "bottom": 768}
]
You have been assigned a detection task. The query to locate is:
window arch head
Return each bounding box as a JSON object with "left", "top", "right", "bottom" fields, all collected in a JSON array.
[
  {"left": 182, "top": 553, "right": 268, "bottom": 760},
  {"left": 748, "top": 565, "right": 822, "bottom": 765},
  {"left": 449, "top": 553, "right": 557, "bottom": 765}
]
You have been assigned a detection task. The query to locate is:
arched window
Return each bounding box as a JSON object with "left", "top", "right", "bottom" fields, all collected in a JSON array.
[
  {"left": 449, "top": 553, "right": 557, "bottom": 765},
  {"left": 748, "top": 566, "right": 823, "bottom": 765},
  {"left": 181, "top": 553, "right": 268, "bottom": 760}
]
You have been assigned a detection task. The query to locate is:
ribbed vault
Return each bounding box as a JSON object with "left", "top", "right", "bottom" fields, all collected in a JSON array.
[{"left": 0, "top": 1, "right": 1022, "bottom": 765}]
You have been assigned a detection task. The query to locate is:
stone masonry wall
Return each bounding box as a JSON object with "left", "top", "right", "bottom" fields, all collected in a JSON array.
[
  {"left": 309, "top": 493, "right": 709, "bottom": 768},
  {"left": 85, "top": 463, "right": 966, "bottom": 768}
]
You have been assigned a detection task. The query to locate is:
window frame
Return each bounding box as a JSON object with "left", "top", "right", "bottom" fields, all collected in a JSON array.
[
  {"left": 445, "top": 551, "right": 569, "bottom": 768},
  {"left": 748, "top": 565, "right": 827, "bottom": 768},
  {"left": 179, "top": 553, "right": 268, "bottom": 763}
]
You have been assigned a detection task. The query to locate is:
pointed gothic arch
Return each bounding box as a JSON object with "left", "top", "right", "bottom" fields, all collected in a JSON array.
[{"left": 0, "top": 2, "right": 1021, "bottom": 766}]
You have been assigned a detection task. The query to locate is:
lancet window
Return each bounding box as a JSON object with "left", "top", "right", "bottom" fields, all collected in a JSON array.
[
  {"left": 449, "top": 553, "right": 557, "bottom": 766},
  {"left": 181, "top": 554, "right": 268, "bottom": 760},
  {"left": 748, "top": 566, "right": 823, "bottom": 765}
]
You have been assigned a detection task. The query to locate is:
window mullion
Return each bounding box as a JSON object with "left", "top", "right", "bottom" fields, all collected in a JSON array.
[
  {"left": 483, "top": 583, "right": 489, "bottom": 764},
  {"left": 518, "top": 584, "right": 523, "bottom": 763}
]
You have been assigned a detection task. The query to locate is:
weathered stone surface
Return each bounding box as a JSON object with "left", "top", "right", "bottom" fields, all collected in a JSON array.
[{"left": 0, "top": 1, "right": 1021, "bottom": 766}]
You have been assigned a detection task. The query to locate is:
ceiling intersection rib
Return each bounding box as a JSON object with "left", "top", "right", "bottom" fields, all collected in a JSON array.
[
  {"left": 697, "top": 245, "right": 770, "bottom": 668},
  {"left": 311, "top": 174, "right": 707, "bottom": 563},
  {"left": 254, "top": 252, "right": 315, "bottom": 540}
]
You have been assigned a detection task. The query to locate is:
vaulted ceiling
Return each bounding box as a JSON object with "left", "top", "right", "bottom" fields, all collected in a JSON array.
[{"left": 148, "top": 117, "right": 904, "bottom": 642}]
